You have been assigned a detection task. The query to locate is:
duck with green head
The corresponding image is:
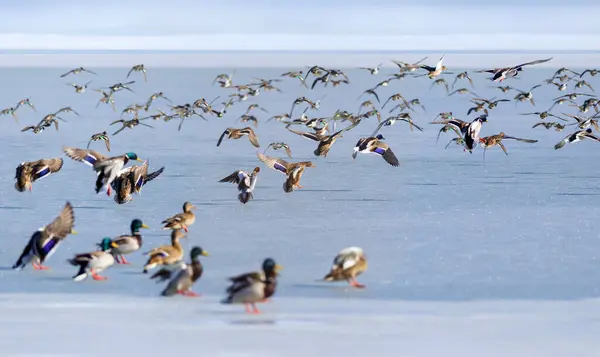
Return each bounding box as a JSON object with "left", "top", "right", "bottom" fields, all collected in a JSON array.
[
  {"left": 110, "top": 219, "right": 149, "bottom": 264},
  {"left": 221, "top": 258, "right": 282, "bottom": 314},
  {"left": 152, "top": 246, "right": 209, "bottom": 297},
  {"left": 93, "top": 152, "right": 143, "bottom": 196},
  {"left": 68, "top": 237, "right": 119, "bottom": 281}
]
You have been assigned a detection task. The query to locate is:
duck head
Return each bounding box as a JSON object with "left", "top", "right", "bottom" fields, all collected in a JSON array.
[
  {"left": 125, "top": 152, "right": 143, "bottom": 162},
  {"left": 131, "top": 219, "right": 150, "bottom": 233},
  {"left": 97, "top": 237, "right": 118, "bottom": 251},
  {"left": 190, "top": 246, "right": 209, "bottom": 262}
]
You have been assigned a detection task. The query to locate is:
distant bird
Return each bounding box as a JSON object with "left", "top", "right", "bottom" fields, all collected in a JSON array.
[
  {"left": 67, "top": 81, "right": 92, "bottom": 93},
  {"left": 554, "top": 128, "right": 600, "bottom": 150},
  {"left": 514, "top": 85, "right": 542, "bottom": 106},
  {"left": 60, "top": 67, "right": 97, "bottom": 78},
  {"left": 449, "top": 88, "right": 478, "bottom": 97},
  {"left": 153, "top": 246, "right": 209, "bottom": 297},
  {"left": 69, "top": 237, "right": 119, "bottom": 281},
  {"left": 358, "top": 88, "right": 381, "bottom": 103},
  {"left": 419, "top": 55, "right": 447, "bottom": 79},
  {"left": 0, "top": 107, "right": 19, "bottom": 122},
  {"left": 16, "top": 98, "right": 36, "bottom": 112},
  {"left": 580, "top": 69, "right": 600, "bottom": 78},
  {"left": 264, "top": 142, "right": 293, "bottom": 158},
  {"left": 110, "top": 118, "right": 154, "bottom": 136},
  {"left": 430, "top": 78, "right": 449, "bottom": 93},
  {"left": 127, "top": 64, "right": 147, "bottom": 82},
  {"left": 393, "top": 56, "right": 428, "bottom": 72},
  {"left": 143, "top": 229, "right": 186, "bottom": 274},
  {"left": 452, "top": 71, "right": 474, "bottom": 89},
  {"left": 221, "top": 258, "right": 282, "bottom": 314},
  {"left": 87, "top": 131, "right": 111, "bottom": 152},
  {"left": 477, "top": 57, "right": 552, "bottom": 82},
  {"left": 532, "top": 122, "right": 566, "bottom": 131},
  {"left": 12, "top": 202, "right": 76, "bottom": 271},
  {"left": 322, "top": 247, "right": 368, "bottom": 288},
  {"left": 216, "top": 127, "right": 260, "bottom": 148},
  {"left": 359, "top": 63, "right": 383, "bottom": 75},
  {"left": 352, "top": 134, "right": 400, "bottom": 167},
  {"left": 14, "top": 158, "right": 63, "bottom": 192},
  {"left": 162, "top": 202, "right": 196, "bottom": 233},
  {"left": 219, "top": 167, "right": 260, "bottom": 204}
]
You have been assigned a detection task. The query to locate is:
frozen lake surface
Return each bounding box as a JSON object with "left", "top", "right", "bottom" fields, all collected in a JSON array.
[{"left": 1, "top": 62, "right": 600, "bottom": 356}]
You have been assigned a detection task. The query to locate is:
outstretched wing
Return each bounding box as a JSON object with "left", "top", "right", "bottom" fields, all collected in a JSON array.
[
  {"left": 62, "top": 146, "right": 107, "bottom": 167},
  {"left": 256, "top": 152, "right": 289, "bottom": 175},
  {"left": 45, "top": 201, "right": 75, "bottom": 239}
]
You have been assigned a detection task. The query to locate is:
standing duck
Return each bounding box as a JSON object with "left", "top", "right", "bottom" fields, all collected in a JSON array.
[
  {"left": 161, "top": 202, "right": 196, "bottom": 232},
  {"left": 219, "top": 167, "right": 260, "bottom": 204},
  {"left": 110, "top": 219, "right": 149, "bottom": 264},
  {"left": 13, "top": 201, "right": 76, "bottom": 271},
  {"left": 323, "top": 247, "right": 368, "bottom": 288},
  {"left": 14, "top": 158, "right": 63, "bottom": 192},
  {"left": 152, "top": 246, "right": 209, "bottom": 297},
  {"left": 221, "top": 258, "right": 283, "bottom": 314},
  {"left": 143, "top": 229, "right": 186, "bottom": 273},
  {"left": 69, "top": 237, "right": 119, "bottom": 281}
]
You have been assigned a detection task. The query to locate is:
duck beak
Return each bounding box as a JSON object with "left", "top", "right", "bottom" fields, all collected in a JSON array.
[
  {"left": 70, "top": 229, "right": 78, "bottom": 234},
  {"left": 201, "top": 251, "right": 210, "bottom": 256},
  {"left": 190, "top": 205, "right": 197, "bottom": 210},
  {"left": 136, "top": 158, "right": 144, "bottom": 162},
  {"left": 141, "top": 223, "right": 150, "bottom": 229},
  {"left": 111, "top": 242, "right": 119, "bottom": 248},
  {"left": 274, "top": 264, "right": 283, "bottom": 272}
]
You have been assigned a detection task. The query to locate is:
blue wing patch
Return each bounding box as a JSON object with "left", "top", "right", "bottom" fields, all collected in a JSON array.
[
  {"left": 83, "top": 154, "right": 97, "bottom": 166},
  {"left": 35, "top": 166, "right": 51, "bottom": 179},
  {"left": 273, "top": 162, "right": 287, "bottom": 174},
  {"left": 42, "top": 238, "right": 59, "bottom": 255},
  {"left": 373, "top": 147, "right": 385, "bottom": 155}
]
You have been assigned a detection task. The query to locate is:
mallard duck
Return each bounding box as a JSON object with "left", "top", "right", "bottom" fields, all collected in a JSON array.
[
  {"left": 143, "top": 229, "right": 186, "bottom": 273},
  {"left": 264, "top": 142, "right": 293, "bottom": 158},
  {"left": 127, "top": 64, "right": 147, "bottom": 82},
  {"left": 216, "top": 127, "right": 260, "bottom": 148},
  {"left": 352, "top": 135, "right": 400, "bottom": 167},
  {"left": 283, "top": 165, "right": 308, "bottom": 193},
  {"left": 111, "top": 160, "right": 165, "bottom": 204},
  {"left": 221, "top": 258, "right": 282, "bottom": 314},
  {"left": 69, "top": 237, "right": 119, "bottom": 281},
  {"left": 323, "top": 247, "right": 368, "bottom": 288},
  {"left": 219, "top": 167, "right": 260, "bottom": 204},
  {"left": 110, "top": 219, "right": 149, "bottom": 264},
  {"left": 476, "top": 57, "right": 552, "bottom": 82},
  {"left": 152, "top": 246, "right": 209, "bottom": 297},
  {"left": 256, "top": 152, "right": 315, "bottom": 176},
  {"left": 87, "top": 131, "right": 110, "bottom": 152},
  {"left": 92, "top": 152, "right": 143, "bottom": 196},
  {"left": 162, "top": 202, "right": 196, "bottom": 232},
  {"left": 60, "top": 67, "right": 97, "bottom": 78},
  {"left": 554, "top": 128, "right": 600, "bottom": 150},
  {"left": 464, "top": 115, "right": 488, "bottom": 152},
  {"left": 14, "top": 158, "right": 63, "bottom": 192},
  {"left": 62, "top": 146, "right": 109, "bottom": 167},
  {"left": 12, "top": 201, "right": 76, "bottom": 271}
]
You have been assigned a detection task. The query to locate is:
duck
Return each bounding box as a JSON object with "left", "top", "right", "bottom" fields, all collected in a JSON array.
[
  {"left": 60, "top": 66, "right": 97, "bottom": 78},
  {"left": 162, "top": 202, "right": 196, "bottom": 232},
  {"left": 532, "top": 122, "right": 566, "bottom": 131},
  {"left": 69, "top": 237, "right": 119, "bottom": 281},
  {"left": 93, "top": 152, "right": 143, "bottom": 196},
  {"left": 476, "top": 58, "right": 552, "bottom": 82},
  {"left": 464, "top": 115, "right": 488, "bottom": 152},
  {"left": 110, "top": 219, "right": 150, "bottom": 264},
  {"left": 13, "top": 201, "right": 76, "bottom": 271},
  {"left": 62, "top": 146, "right": 109, "bottom": 167},
  {"left": 111, "top": 161, "right": 165, "bottom": 204},
  {"left": 14, "top": 158, "right": 63, "bottom": 192},
  {"left": 256, "top": 151, "right": 316, "bottom": 177},
  {"left": 419, "top": 55, "right": 447, "bottom": 79},
  {"left": 283, "top": 165, "right": 309, "bottom": 192},
  {"left": 322, "top": 247, "right": 368, "bottom": 288},
  {"left": 143, "top": 229, "right": 186, "bottom": 273},
  {"left": 216, "top": 127, "right": 260, "bottom": 148},
  {"left": 127, "top": 64, "right": 147, "bottom": 82},
  {"left": 478, "top": 132, "right": 538, "bottom": 159},
  {"left": 352, "top": 134, "right": 400, "bottom": 167},
  {"left": 554, "top": 128, "right": 600, "bottom": 150},
  {"left": 264, "top": 142, "right": 293, "bottom": 158},
  {"left": 152, "top": 246, "right": 209, "bottom": 297},
  {"left": 87, "top": 131, "right": 111, "bottom": 152},
  {"left": 221, "top": 258, "right": 282, "bottom": 314},
  {"left": 219, "top": 167, "right": 260, "bottom": 204}
]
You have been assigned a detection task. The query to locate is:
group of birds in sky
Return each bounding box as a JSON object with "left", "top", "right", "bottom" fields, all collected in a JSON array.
[{"left": 8, "top": 55, "right": 600, "bottom": 313}]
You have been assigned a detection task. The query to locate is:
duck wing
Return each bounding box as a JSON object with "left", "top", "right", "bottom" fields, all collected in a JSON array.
[
  {"left": 44, "top": 201, "right": 75, "bottom": 239},
  {"left": 62, "top": 146, "right": 108, "bottom": 167},
  {"left": 256, "top": 152, "right": 290, "bottom": 175}
]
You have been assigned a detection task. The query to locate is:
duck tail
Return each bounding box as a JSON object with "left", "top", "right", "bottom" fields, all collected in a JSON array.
[
  {"left": 220, "top": 296, "right": 233, "bottom": 304},
  {"left": 238, "top": 191, "right": 253, "bottom": 204},
  {"left": 161, "top": 285, "right": 178, "bottom": 297},
  {"left": 143, "top": 260, "right": 158, "bottom": 274}
]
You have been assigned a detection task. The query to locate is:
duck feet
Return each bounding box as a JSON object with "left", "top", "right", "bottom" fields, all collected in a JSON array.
[
  {"left": 106, "top": 186, "right": 112, "bottom": 197},
  {"left": 261, "top": 298, "right": 271, "bottom": 303},
  {"left": 91, "top": 270, "right": 107, "bottom": 281},
  {"left": 178, "top": 290, "right": 200, "bottom": 297},
  {"left": 245, "top": 303, "right": 261, "bottom": 314},
  {"left": 32, "top": 262, "right": 50, "bottom": 270},
  {"left": 349, "top": 279, "right": 365, "bottom": 289},
  {"left": 182, "top": 225, "right": 189, "bottom": 233},
  {"left": 119, "top": 255, "right": 131, "bottom": 265}
]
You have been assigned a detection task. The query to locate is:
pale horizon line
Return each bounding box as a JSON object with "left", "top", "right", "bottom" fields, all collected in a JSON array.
[{"left": 0, "top": 33, "right": 600, "bottom": 51}]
